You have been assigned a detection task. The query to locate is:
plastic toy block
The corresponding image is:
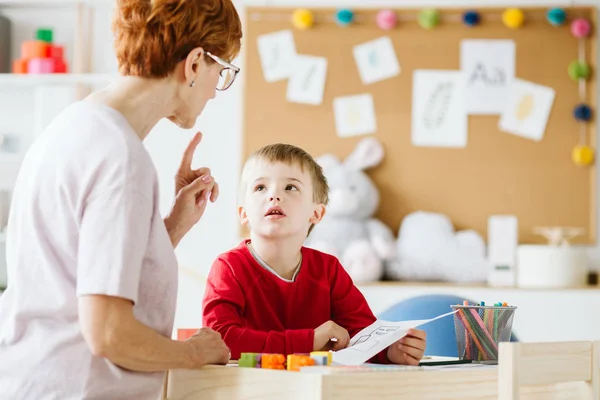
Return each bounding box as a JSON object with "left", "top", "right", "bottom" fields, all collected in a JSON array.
[
  {"left": 12, "top": 59, "right": 28, "bottom": 74},
  {"left": 260, "top": 354, "right": 285, "bottom": 370},
  {"left": 239, "top": 353, "right": 259, "bottom": 368},
  {"left": 28, "top": 58, "right": 54, "bottom": 73},
  {"left": 176, "top": 328, "right": 197, "bottom": 341},
  {"left": 287, "top": 355, "right": 315, "bottom": 371},
  {"left": 53, "top": 58, "right": 68, "bottom": 73},
  {"left": 310, "top": 351, "right": 332, "bottom": 365},
  {"left": 21, "top": 40, "right": 49, "bottom": 59},
  {"left": 36, "top": 28, "right": 53, "bottom": 43},
  {"left": 48, "top": 45, "right": 63, "bottom": 59}
]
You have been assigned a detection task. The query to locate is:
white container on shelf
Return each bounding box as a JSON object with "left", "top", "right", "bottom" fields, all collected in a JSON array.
[{"left": 516, "top": 227, "right": 589, "bottom": 289}]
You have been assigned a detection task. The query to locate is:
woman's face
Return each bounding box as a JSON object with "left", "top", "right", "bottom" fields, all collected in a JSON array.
[{"left": 169, "top": 51, "right": 222, "bottom": 129}]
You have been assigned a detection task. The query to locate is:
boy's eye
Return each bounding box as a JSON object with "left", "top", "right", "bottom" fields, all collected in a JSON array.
[
  {"left": 254, "top": 185, "right": 266, "bottom": 192},
  {"left": 285, "top": 184, "right": 298, "bottom": 191}
]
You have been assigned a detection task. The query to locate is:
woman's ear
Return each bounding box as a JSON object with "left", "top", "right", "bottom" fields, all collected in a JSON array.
[
  {"left": 184, "top": 47, "right": 205, "bottom": 84},
  {"left": 309, "top": 204, "right": 326, "bottom": 225},
  {"left": 238, "top": 206, "right": 249, "bottom": 226}
]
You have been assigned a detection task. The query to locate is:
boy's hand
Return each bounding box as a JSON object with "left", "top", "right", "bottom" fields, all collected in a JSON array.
[
  {"left": 387, "top": 329, "right": 426, "bottom": 365},
  {"left": 313, "top": 321, "right": 350, "bottom": 351}
]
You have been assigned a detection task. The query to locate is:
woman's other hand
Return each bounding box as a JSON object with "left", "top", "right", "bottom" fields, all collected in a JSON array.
[{"left": 164, "top": 132, "right": 219, "bottom": 247}]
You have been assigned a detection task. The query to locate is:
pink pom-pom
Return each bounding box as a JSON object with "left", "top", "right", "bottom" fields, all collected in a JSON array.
[
  {"left": 376, "top": 9, "right": 397, "bottom": 30},
  {"left": 571, "top": 18, "right": 592, "bottom": 38}
]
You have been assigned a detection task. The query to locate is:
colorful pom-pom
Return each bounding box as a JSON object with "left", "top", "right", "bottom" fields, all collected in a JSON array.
[
  {"left": 292, "top": 9, "right": 314, "bottom": 30},
  {"left": 568, "top": 60, "right": 590, "bottom": 80},
  {"left": 418, "top": 8, "right": 440, "bottom": 30},
  {"left": 335, "top": 8, "right": 354, "bottom": 26},
  {"left": 502, "top": 8, "right": 525, "bottom": 29},
  {"left": 571, "top": 18, "right": 592, "bottom": 38},
  {"left": 572, "top": 145, "right": 595, "bottom": 167},
  {"left": 547, "top": 8, "right": 566, "bottom": 26},
  {"left": 376, "top": 9, "right": 397, "bottom": 30},
  {"left": 574, "top": 104, "right": 593, "bottom": 121},
  {"left": 463, "top": 11, "right": 480, "bottom": 27}
]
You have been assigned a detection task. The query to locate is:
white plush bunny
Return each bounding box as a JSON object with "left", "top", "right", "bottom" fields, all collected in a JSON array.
[{"left": 304, "top": 137, "right": 396, "bottom": 283}]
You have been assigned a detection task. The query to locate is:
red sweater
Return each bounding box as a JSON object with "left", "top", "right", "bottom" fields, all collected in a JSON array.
[{"left": 202, "top": 240, "right": 389, "bottom": 363}]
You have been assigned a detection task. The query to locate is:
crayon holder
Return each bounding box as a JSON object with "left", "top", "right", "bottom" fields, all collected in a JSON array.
[{"left": 451, "top": 304, "right": 517, "bottom": 362}]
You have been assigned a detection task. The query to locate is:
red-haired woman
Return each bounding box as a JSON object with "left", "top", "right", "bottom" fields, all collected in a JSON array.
[{"left": 0, "top": 1, "right": 242, "bottom": 398}]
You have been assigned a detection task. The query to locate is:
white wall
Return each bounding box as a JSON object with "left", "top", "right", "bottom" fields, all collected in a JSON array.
[{"left": 1, "top": 0, "right": 599, "bottom": 338}]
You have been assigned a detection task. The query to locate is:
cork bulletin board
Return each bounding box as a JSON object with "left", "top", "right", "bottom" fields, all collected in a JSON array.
[{"left": 242, "top": 6, "right": 597, "bottom": 244}]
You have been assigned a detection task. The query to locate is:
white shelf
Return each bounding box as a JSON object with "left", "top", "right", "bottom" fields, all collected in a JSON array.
[{"left": 0, "top": 73, "right": 118, "bottom": 86}]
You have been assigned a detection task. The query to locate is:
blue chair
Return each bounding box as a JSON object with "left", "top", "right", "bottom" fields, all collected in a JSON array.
[{"left": 377, "top": 294, "right": 518, "bottom": 357}]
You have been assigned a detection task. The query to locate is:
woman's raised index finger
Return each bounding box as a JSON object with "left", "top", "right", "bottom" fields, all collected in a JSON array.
[{"left": 179, "top": 132, "right": 203, "bottom": 171}]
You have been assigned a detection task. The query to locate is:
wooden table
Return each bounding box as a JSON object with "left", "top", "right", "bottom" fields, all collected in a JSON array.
[{"left": 162, "top": 363, "right": 589, "bottom": 400}]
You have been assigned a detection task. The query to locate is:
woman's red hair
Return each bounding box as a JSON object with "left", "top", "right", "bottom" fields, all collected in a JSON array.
[{"left": 112, "top": 0, "right": 242, "bottom": 78}]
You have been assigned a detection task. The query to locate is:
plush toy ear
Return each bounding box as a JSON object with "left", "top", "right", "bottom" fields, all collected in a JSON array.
[
  {"left": 344, "top": 137, "right": 384, "bottom": 171},
  {"left": 315, "top": 153, "right": 341, "bottom": 173}
]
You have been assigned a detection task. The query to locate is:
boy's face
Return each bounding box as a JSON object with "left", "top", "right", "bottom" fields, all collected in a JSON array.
[{"left": 238, "top": 160, "right": 325, "bottom": 239}]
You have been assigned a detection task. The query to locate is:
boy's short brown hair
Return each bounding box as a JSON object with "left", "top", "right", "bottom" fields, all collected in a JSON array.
[{"left": 239, "top": 144, "right": 329, "bottom": 235}]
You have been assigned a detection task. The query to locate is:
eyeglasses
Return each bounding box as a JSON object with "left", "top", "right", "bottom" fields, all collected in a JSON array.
[{"left": 206, "top": 51, "right": 240, "bottom": 91}]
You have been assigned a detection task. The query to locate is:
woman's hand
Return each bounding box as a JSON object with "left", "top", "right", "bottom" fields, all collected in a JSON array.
[{"left": 164, "top": 132, "right": 219, "bottom": 247}]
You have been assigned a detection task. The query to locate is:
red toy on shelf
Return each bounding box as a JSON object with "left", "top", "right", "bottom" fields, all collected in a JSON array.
[{"left": 12, "top": 28, "right": 68, "bottom": 74}]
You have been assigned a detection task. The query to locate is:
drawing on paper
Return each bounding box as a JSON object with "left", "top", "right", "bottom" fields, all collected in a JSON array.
[
  {"left": 257, "top": 30, "right": 297, "bottom": 82},
  {"left": 352, "top": 36, "right": 400, "bottom": 85},
  {"left": 460, "top": 39, "right": 515, "bottom": 115},
  {"left": 498, "top": 78, "right": 555, "bottom": 142},
  {"left": 467, "top": 63, "right": 506, "bottom": 86},
  {"left": 516, "top": 94, "right": 534, "bottom": 121},
  {"left": 411, "top": 70, "right": 467, "bottom": 148},
  {"left": 333, "top": 94, "right": 377, "bottom": 137},
  {"left": 350, "top": 326, "right": 400, "bottom": 350},
  {"left": 422, "top": 81, "right": 453, "bottom": 130},
  {"left": 286, "top": 55, "right": 328, "bottom": 106}
]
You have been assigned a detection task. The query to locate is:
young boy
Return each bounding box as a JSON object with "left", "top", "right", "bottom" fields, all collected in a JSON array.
[{"left": 202, "top": 143, "right": 426, "bottom": 364}]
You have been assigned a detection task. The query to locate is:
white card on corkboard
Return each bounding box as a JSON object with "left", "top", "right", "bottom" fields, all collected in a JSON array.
[
  {"left": 460, "top": 39, "right": 515, "bottom": 115},
  {"left": 333, "top": 94, "right": 377, "bottom": 137},
  {"left": 498, "top": 78, "right": 555, "bottom": 142},
  {"left": 353, "top": 36, "right": 400, "bottom": 85},
  {"left": 411, "top": 70, "right": 467, "bottom": 148},
  {"left": 257, "top": 29, "right": 297, "bottom": 82},
  {"left": 286, "top": 55, "right": 328, "bottom": 105}
]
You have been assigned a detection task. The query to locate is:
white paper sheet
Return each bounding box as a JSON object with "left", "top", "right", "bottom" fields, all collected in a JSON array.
[
  {"left": 332, "top": 310, "right": 457, "bottom": 366},
  {"left": 498, "top": 78, "right": 556, "bottom": 142},
  {"left": 353, "top": 36, "right": 400, "bottom": 85},
  {"left": 286, "top": 55, "right": 328, "bottom": 105},
  {"left": 412, "top": 70, "right": 467, "bottom": 148},
  {"left": 460, "top": 39, "right": 515, "bottom": 115},
  {"left": 257, "top": 30, "right": 297, "bottom": 82},
  {"left": 333, "top": 94, "right": 377, "bottom": 137}
]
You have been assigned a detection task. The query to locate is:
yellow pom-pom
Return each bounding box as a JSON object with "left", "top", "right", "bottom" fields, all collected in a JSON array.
[
  {"left": 293, "top": 9, "right": 314, "bottom": 30},
  {"left": 502, "top": 8, "right": 525, "bottom": 29},
  {"left": 572, "top": 145, "right": 595, "bottom": 166}
]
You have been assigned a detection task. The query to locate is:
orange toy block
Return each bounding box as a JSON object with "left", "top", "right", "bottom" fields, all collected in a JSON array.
[
  {"left": 260, "top": 354, "right": 285, "bottom": 370},
  {"left": 12, "top": 59, "right": 28, "bottom": 74},
  {"left": 176, "top": 328, "right": 198, "bottom": 341},
  {"left": 21, "top": 40, "right": 50, "bottom": 59},
  {"left": 287, "top": 354, "right": 315, "bottom": 371}
]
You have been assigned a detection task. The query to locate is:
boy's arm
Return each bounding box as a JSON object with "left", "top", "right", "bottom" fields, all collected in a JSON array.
[
  {"left": 202, "top": 258, "right": 314, "bottom": 359},
  {"left": 330, "top": 258, "right": 391, "bottom": 364}
]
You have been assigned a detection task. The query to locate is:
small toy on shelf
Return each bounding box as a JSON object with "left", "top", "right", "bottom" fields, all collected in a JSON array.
[{"left": 12, "top": 27, "right": 68, "bottom": 75}]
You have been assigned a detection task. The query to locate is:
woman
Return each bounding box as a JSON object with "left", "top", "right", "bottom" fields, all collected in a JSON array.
[{"left": 0, "top": 0, "right": 242, "bottom": 398}]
